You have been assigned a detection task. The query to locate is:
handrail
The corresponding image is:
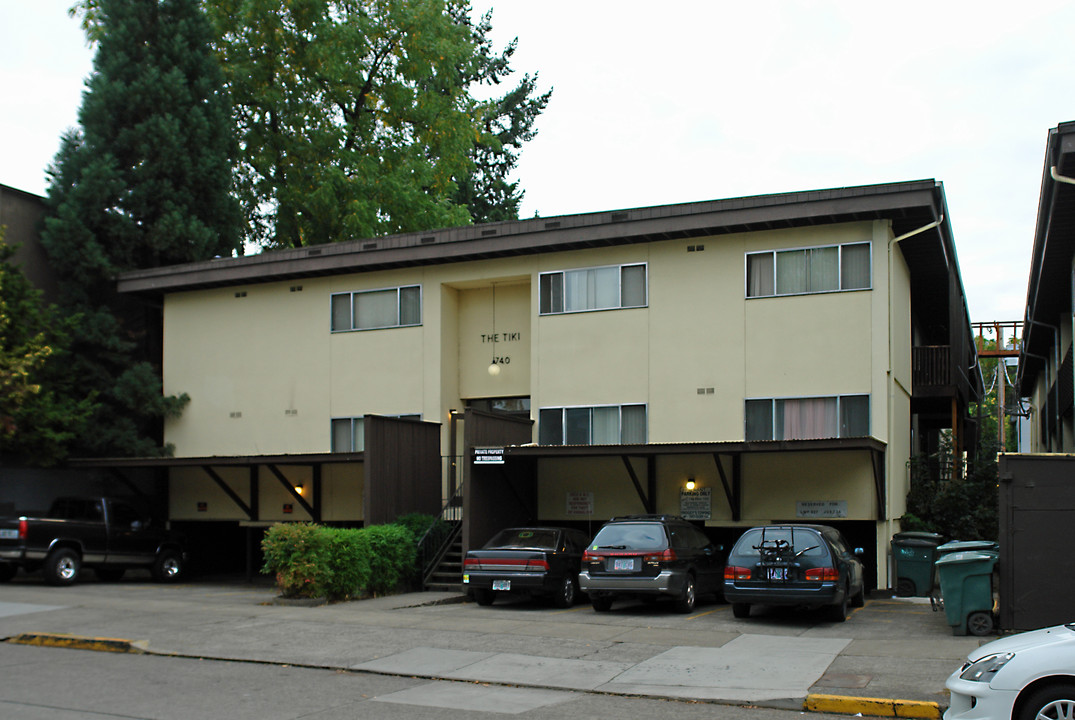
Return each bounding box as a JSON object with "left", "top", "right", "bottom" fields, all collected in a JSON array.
[{"left": 416, "top": 483, "right": 464, "bottom": 586}]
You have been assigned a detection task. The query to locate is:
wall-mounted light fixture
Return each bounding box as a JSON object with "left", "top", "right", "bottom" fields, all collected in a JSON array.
[
  {"left": 685, "top": 478, "right": 696, "bottom": 491},
  {"left": 294, "top": 484, "right": 305, "bottom": 496}
]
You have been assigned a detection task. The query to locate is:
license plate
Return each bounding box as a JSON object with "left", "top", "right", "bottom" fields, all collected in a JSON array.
[
  {"left": 613, "top": 558, "right": 635, "bottom": 571},
  {"left": 767, "top": 567, "right": 788, "bottom": 581},
  {"left": 0, "top": 529, "right": 17, "bottom": 539},
  {"left": 492, "top": 580, "right": 510, "bottom": 591}
]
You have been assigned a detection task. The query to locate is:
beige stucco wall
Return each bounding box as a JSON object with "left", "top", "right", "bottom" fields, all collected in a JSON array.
[{"left": 168, "top": 463, "right": 363, "bottom": 522}]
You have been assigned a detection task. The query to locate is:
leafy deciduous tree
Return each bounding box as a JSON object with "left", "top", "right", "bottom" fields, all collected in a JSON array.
[{"left": 0, "top": 231, "right": 95, "bottom": 465}]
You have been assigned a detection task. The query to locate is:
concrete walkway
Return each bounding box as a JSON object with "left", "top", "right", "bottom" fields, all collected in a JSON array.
[{"left": 0, "top": 578, "right": 987, "bottom": 717}]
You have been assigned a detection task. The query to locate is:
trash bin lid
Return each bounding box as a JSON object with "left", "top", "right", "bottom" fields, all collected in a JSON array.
[
  {"left": 893, "top": 531, "right": 945, "bottom": 544},
  {"left": 893, "top": 537, "right": 942, "bottom": 548},
  {"left": 934, "top": 550, "right": 998, "bottom": 566},
  {"left": 937, "top": 540, "right": 999, "bottom": 553}
]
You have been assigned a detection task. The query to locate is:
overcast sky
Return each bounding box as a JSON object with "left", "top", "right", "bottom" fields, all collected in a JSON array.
[{"left": 3, "top": 2, "right": 1072, "bottom": 326}]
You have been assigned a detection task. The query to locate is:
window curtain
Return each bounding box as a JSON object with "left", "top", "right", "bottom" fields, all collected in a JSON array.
[
  {"left": 354, "top": 289, "right": 398, "bottom": 329},
  {"left": 777, "top": 397, "right": 838, "bottom": 440},
  {"left": 565, "top": 267, "right": 618, "bottom": 311},
  {"left": 841, "top": 243, "right": 871, "bottom": 289},
  {"left": 592, "top": 407, "right": 619, "bottom": 444},
  {"left": 807, "top": 246, "right": 838, "bottom": 292},
  {"left": 776, "top": 250, "right": 807, "bottom": 294},
  {"left": 399, "top": 286, "right": 421, "bottom": 325},
  {"left": 621, "top": 405, "right": 647, "bottom": 443},
  {"left": 621, "top": 265, "right": 647, "bottom": 307},
  {"left": 747, "top": 253, "right": 775, "bottom": 297}
]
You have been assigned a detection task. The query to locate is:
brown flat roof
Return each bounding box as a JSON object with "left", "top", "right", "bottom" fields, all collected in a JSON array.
[{"left": 118, "top": 180, "right": 947, "bottom": 296}]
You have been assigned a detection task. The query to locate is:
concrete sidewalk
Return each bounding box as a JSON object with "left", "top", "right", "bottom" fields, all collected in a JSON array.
[{"left": 0, "top": 578, "right": 984, "bottom": 717}]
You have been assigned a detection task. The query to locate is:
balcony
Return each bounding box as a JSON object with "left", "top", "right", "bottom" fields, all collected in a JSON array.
[{"left": 913, "top": 345, "right": 951, "bottom": 390}]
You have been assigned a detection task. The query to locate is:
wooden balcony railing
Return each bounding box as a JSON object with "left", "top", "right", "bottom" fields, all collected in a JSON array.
[{"left": 913, "top": 345, "right": 950, "bottom": 388}]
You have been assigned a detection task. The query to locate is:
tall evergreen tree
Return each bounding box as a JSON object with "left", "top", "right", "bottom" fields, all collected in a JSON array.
[
  {"left": 42, "top": 0, "right": 242, "bottom": 457},
  {"left": 450, "top": 9, "right": 551, "bottom": 223}
]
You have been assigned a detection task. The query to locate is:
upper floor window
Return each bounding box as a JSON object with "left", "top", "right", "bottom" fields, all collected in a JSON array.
[
  {"left": 538, "top": 404, "right": 647, "bottom": 445},
  {"left": 539, "top": 263, "right": 647, "bottom": 314},
  {"left": 746, "top": 242, "right": 870, "bottom": 297},
  {"left": 745, "top": 394, "right": 869, "bottom": 441},
  {"left": 331, "top": 285, "right": 421, "bottom": 331}
]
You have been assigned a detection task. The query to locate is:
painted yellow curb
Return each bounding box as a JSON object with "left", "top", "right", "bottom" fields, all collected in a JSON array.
[
  {"left": 805, "top": 693, "right": 942, "bottom": 719},
  {"left": 6, "top": 632, "right": 146, "bottom": 654}
]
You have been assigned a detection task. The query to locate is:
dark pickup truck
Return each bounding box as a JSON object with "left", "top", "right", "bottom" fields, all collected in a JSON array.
[{"left": 0, "top": 496, "right": 187, "bottom": 585}]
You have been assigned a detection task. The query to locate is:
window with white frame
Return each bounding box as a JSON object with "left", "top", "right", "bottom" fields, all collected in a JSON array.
[
  {"left": 538, "top": 404, "right": 647, "bottom": 445},
  {"left": 746, "top": 242, "right": 870, "bottom": 297},
  {"left": 330, "top": 414, "right": 421, "bottom": 452},
  {"left": 745, "top": 395, "right": 869, "bottom": 441},
  {"left": 331, "top": 285, "right": 421, "bottom": 331},
  {"left": 539, "top": 263, "right": 647, "bottom": 314}
]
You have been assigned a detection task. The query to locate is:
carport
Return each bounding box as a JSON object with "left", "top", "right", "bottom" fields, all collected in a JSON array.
[
  {"left": 462, "top": 430, "right": 887, "bottom": 588},
  {"left": 72, "top": 415, "right": 443, "bottom": 577}
]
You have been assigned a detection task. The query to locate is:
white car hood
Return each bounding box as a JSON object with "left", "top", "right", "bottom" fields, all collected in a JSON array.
[{"left": 968, "top": 624, "right": 1075, "bottom": 663}]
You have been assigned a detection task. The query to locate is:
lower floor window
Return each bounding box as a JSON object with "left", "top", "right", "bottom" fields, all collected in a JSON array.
[
  {"left": 538, "top": 404, "right": 647, "bottom": 445},
  {"left": 745, "top": 395, "right": 869, "bottom": 441},
  {"left": 331, "top": 414, "right": 421, "bottom": 452}
]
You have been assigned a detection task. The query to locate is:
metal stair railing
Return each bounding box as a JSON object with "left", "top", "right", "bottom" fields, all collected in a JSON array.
[{"left": 417, "top": 484, "right": 464, "bottom": 588}]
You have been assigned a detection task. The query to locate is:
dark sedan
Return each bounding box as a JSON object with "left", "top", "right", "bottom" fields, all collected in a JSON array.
[
  {"left": 723, "top": 524, "right": 865, "bottom": 622},
  {"left": 463, "top": 527, "right": 590, "bottom": 608}
]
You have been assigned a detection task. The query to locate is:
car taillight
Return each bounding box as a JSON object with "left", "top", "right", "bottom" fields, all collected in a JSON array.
[
  {"left": 644, "top": 548, "right": 676, "bottom": 564},
  {"left": 806, "top": 567, "right": 839, "bottom": 581},
  {"left": 463, "top": 558, "right": 481, "bottom": 570},
  {"left": 724, "top": 565, "right": 752, "bottom": 581},
  {"left": 582, "top": 550, "right": 601, "bottom": 563},
  {"left": 18, "top": 519, "right": 27, "bottom": 539},
  {"left": 526, "top": 559, "right": 550, "bottom": 571}
]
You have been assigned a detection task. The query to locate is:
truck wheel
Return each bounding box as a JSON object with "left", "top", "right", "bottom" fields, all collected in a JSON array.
[
  {"left": 44, "top": 548, "right": 81, "bottom": 586},
  {"left": 152, "top": 550, "right": 183, "bottom": 582}
]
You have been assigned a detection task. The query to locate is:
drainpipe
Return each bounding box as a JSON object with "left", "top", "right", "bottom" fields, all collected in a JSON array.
[{"left": 1024, "top": 320, "right": 1061, "bottom": 451}]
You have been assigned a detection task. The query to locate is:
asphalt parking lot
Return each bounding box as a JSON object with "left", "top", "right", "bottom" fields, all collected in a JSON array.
[{"left": 0, "top": 574, "right": 988, "bottom": 716}]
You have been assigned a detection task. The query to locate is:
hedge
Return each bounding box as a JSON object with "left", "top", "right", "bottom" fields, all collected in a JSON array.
[{"left": 261, "top": 518, "right": 429, "bottom": 601}]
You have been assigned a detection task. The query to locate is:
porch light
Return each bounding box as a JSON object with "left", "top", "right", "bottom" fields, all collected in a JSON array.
[
  {"left": 294, "top": 484, "right": 305, "bottom": 496},
  {"left": 488, "top": 363, "right": 501, "bottom": 376},
  {"left": 685, "top": 479, "right": 696, "bottom": 491}
]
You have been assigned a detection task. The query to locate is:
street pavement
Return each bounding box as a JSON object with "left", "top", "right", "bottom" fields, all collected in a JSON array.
[{"left": 0, "top": 574, "right": 989, "bottom": 718}]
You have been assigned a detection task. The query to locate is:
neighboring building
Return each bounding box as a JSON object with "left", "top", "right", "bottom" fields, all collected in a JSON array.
[
  {"left": 1018, "top": 121, "right": 1075, "bottom": 450},
  {"left": 0, "top": 183, "right": 58, "bottom": 302},
  {"left": 117, "top": 180, "right": 981, "bottom": 588},
  {"left": 999, "top": 121, "right": 1075, "bottom": 630}
]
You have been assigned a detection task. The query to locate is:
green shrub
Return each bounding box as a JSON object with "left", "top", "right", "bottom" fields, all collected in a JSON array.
[
  {"left": 261, "top": 521, "right": 420, "bottom": 600},
  {"left": 364, "top": 524, "right": 417, "bottom": 596},
  {"left": 261, "top": 522, "right": 329, "bottom": 598},
  {"left": 322, "top": 528, "right": 371, "bottom": 600},
  {"left": 394, "top": 513, "right": 443, "bottom": 542}
]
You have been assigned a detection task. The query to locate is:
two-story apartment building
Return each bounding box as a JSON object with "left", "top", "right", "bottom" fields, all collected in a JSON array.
[{"left": 116, "top": 180, "right": 980, "bottom": 589}]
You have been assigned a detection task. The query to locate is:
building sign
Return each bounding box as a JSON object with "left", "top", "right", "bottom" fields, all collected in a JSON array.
[
  {"left": 566, "top": 491, "right": 594, "bottom": 516},
  {"left": 796, "top": 500, "right": 848, "bottom": 519},
  {"left": 679, "top": 488, "right": 712, "bottom": 520},
  {"left": 473, "top": 447, "right": 505, "bottom": 465}
]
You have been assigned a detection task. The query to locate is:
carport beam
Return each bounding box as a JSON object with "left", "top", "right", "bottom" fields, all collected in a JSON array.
[{"left": 201, "top": 466, "right": 254, "bottom": 520}]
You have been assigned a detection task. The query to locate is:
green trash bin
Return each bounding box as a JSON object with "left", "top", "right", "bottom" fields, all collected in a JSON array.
[
  {"left": 934, "top": 550, "right": 998, "bottom": 636},
  {"left": 891, "top": 531, "right": 944, "bottom": 597},
  {"left": 931, "top": 541, "right": 999, "bottom": 601}
]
